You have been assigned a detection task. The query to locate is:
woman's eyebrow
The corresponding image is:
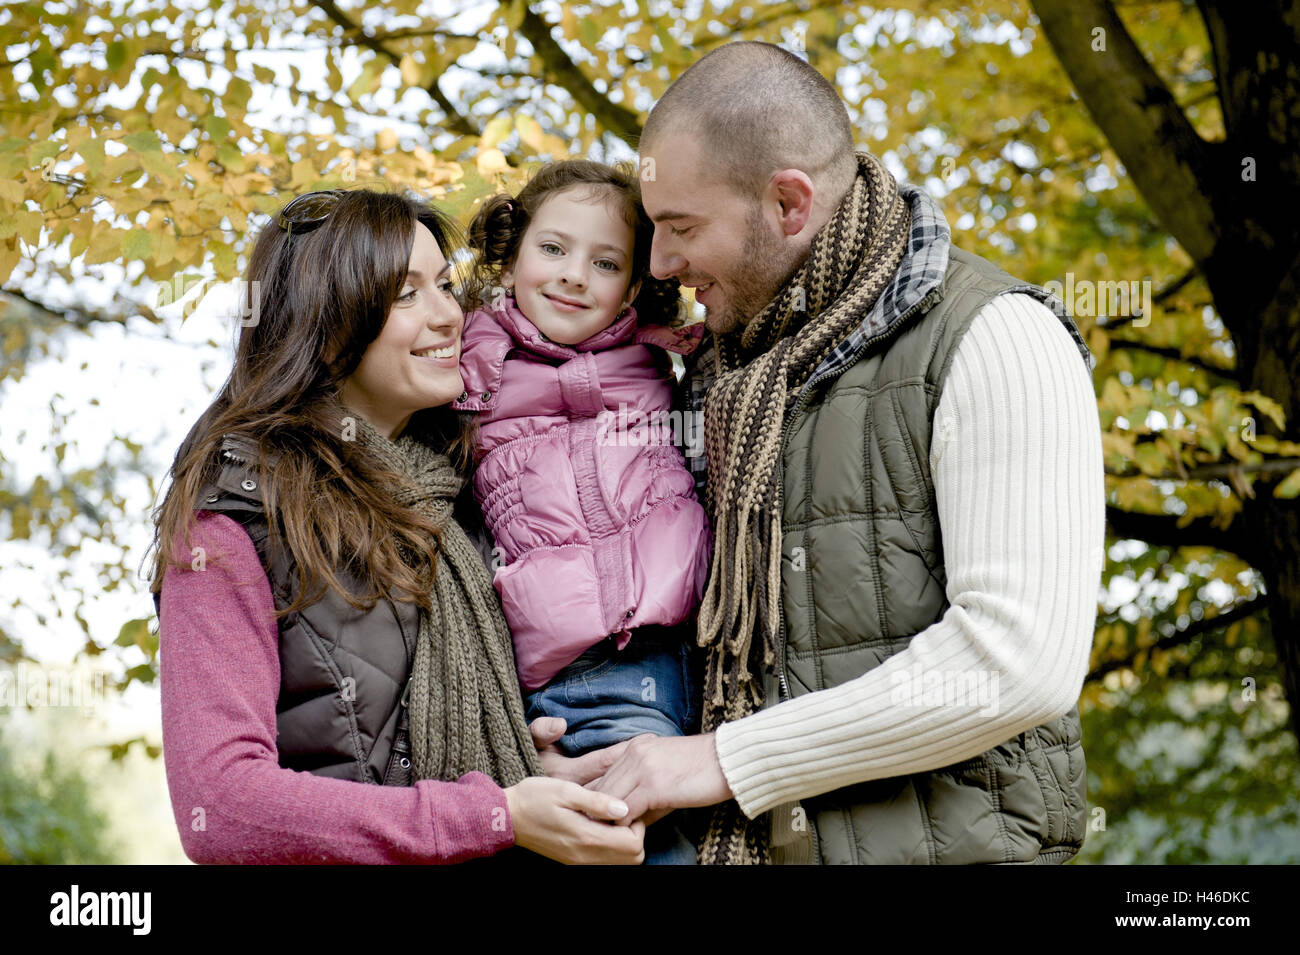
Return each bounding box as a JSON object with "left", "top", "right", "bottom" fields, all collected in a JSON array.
[{"left": 406, "top": 263, "right": 453, "bottom": 280}]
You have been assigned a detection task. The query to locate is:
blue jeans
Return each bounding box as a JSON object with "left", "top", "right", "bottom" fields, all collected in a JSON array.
[{"left": 524, "top": 625, "right": 700, "bottom": 865}]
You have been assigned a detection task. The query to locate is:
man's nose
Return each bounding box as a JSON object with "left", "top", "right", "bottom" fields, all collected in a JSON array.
[{"left": 650, "top": 229, "right": 683, "bottom": 280}]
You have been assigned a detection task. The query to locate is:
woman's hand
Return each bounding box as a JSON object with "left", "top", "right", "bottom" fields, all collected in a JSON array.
[
  {"left": 504, "top": 777, "right": 646, "bottom": 864},
  {"left": 528, "top": 716, "right": 631, "bottom": 784}
]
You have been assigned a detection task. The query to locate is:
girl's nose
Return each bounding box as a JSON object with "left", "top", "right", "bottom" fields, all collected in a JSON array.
[{"left": 560, "top": 262, "right": 587, "bottom": 288}]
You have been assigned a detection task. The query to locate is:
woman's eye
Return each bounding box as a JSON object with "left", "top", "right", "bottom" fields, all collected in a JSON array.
[
  {"left": 397, "top": 287, "right": 417, "bottom": 302},
  {"left": 439, "top": 280, "right": 456, "bottom": 295}
]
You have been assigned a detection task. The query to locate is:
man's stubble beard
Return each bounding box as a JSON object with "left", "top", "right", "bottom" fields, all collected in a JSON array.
[{"left": 705, "top": 201, "right": 804, "bottom": 336}]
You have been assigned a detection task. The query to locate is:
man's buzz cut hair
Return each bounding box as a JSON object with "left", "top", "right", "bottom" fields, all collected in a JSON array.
[{"left": 639, "top": 41, "right": 859, "bottom": 203}]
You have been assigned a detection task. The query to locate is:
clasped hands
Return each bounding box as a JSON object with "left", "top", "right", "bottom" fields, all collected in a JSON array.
[{"left": 528, "top": 716, "right": 733, "bottom": 831}]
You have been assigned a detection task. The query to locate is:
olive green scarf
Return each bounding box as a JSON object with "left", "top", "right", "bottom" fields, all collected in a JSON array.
[{"left": 354, "top": 414, "right": 544, "bottom": 787}]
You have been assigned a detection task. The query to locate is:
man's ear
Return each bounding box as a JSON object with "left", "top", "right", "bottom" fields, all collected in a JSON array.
[{"left": 770, "top": 169, "right": 815, "bottom": 237}]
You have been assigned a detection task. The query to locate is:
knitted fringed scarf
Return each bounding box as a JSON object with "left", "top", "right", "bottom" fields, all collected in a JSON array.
[
  {"left": 354, "top": 415, "right": 545, "bottom": 788},
  {"left": 697, "top": 150, "right": 912, "bottom": 864}
]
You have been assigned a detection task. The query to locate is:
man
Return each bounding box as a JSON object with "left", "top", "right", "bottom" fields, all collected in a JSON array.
[{"left": 586, "top": 41, "right": 1106, "bottom": 864}]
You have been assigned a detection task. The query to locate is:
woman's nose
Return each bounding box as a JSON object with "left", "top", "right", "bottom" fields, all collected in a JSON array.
[{"left": 430, "top": 292, "right": 463, "bottom": 330}]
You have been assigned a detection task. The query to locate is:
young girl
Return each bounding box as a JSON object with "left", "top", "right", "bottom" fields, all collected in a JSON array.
[{"left": 457, "top": 161, "right": 709, "bottom": 863}]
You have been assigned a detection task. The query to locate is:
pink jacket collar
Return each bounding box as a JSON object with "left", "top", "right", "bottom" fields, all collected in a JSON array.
[{"left": 452, "top": 294, "right": 704, "bottom": 412}]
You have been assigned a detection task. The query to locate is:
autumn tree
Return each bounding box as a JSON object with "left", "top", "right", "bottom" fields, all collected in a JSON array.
[{"left": 1, "top": 0, "right": 1296, "bottom": 857}]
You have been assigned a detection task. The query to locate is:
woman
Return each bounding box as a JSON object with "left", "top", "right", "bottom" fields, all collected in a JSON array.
[{"left": 148, "top": 188, "right": 645, "bottom": 864}]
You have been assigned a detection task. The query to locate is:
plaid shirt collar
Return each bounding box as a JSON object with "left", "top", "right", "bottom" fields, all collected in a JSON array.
[{"left": 800, "top": 181, "right": 952, "bottom": 392}]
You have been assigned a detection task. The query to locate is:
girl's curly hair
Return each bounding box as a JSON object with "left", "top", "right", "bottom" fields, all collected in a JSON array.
[{"left": 465, "top": 159, "right": 683, "bottom": 328}]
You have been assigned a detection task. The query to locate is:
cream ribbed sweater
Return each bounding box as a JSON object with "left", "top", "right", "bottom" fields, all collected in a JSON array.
[{"left": 713, "top": 292, "right": 1106, "bottom": 819}]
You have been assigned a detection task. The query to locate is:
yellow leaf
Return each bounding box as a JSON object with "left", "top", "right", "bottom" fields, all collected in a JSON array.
[
  {"left": 84, "top": 228, "right": 123, "bottom": 265},
  {"left": 0, "top": 241, "right": 19, "bottom": 284},
  {"left": 1242, "top": 390, "right": 1286, "bottom": 430},
  {"left": 516, "top": 114, "right": 546, "bottom": 153},
  {"left": 480, "top": 116, "right": 514, "bottom": 151},
  {"left": 476, "top": 147, "right": 510, "bottom": 178},
  {"left": 1274, "top": 468, "right": 1300, "bottom": 499},
  {"left": 0, "top": 178, "right": 24, "bottom": 204},
  {"left": 16, "top": 209, "right": 42, "bottom": 247},
  {"left": 400, "top": 54, "right": 421, "bottom": 87}
]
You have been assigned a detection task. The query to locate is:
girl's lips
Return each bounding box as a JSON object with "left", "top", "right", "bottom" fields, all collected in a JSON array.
[{"left": 544, "top": 293, "right": 587, "bottom": 312}]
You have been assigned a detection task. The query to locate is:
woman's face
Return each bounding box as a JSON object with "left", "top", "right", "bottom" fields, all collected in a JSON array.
[{"left": 340, "top": 222, "right": 464, "bottom": 439}]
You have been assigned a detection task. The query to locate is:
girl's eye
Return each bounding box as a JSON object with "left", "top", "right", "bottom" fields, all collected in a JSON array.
[
  {"left": 541, "top": 241, "right": 563, "bottom": 255},
  {"left": 595, "top": 259, "right": 619, "bottom": 272}
]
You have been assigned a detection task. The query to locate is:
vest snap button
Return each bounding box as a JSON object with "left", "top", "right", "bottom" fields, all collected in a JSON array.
[
  {"left": 206, "top": 494, "right": 220, "bottom": 503},
  {"left": 241, "top": 478, "right": 257, "bottom": 492},
  {"left": 626, "top": 609, "right": 635, "bottom": 618},
  {"left": 458, "top": 390, "right": 468, "bottom": 402},
  {"left": 481, "top": 391, "right": 491, "bottom": 401},
  {"left": 399, "top": 757, "right": 410, "bottom": 769}
]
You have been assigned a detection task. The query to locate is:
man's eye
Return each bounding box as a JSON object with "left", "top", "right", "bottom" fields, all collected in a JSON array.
[{"left": 670, "top": 225, "right": 691, "bottom": 237}]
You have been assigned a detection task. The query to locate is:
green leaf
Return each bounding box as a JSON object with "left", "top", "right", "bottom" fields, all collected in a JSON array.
[
  {"left": 204, "top": 114, "right": 232, "bottom": 141},
  {"left": 114, "top": 618, "right": 150, "bottom": 649},
  {"left": 121, "top": 229, "right": 153, "bottom": 261},
  {"left": 106, "top": 40, "right": 126, "bottom": 72},
  {"left": 122, "top": 130, "right": 162, "bottom": 153}
]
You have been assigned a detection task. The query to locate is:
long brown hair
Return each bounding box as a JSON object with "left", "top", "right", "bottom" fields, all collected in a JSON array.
[
  {"left": 148, "top": 188, "right": 473, "bottom": 619},
  {"left": 465, "top": 159, "right": 683, "bottom": 327}
]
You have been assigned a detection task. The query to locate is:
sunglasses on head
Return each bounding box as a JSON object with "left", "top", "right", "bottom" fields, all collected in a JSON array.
[{"left": 276, "top": 189, "right": 346, "bottom": 236}]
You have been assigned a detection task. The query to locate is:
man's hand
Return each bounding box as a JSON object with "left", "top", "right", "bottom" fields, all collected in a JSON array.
[
  {"left": 585, "top": 732, "right": 733, "bottom": 824},
  {"left": 528, "top": 716, "right": 632, "bottom": 785}
]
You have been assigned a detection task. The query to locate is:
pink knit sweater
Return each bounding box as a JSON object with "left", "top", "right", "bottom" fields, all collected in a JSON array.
[{"left": 158, "top": 510, "right": 515, "bottom": 864}]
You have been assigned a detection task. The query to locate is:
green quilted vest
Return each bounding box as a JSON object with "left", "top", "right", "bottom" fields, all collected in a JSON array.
[{"left": 764, "top": 246, "right": 1091, "bottom": 864}]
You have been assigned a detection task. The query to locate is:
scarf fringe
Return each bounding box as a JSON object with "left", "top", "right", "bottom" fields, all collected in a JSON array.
[{"left": 695, "top": 150, "right": 912, "bottom": 864}]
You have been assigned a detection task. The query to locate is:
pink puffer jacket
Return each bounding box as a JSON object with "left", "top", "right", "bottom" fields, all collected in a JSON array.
[{"left": 451, "top": 296, "right": 710, "bottom": 691}]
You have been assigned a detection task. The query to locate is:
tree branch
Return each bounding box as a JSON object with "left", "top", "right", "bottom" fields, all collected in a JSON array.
[
  {"left": 1105, "top": 504, "right": 1246, "bottom": 555},
  {"left": 516, "top": 5, "right": 642, "bottom": 145},
  {"left": 0, "top": 289, "right": 129, "bottom": 330},
  {"left": 311, "top": 0, "right": 478, "bottom": 139},
  {"left": 1105, "top": 337, "right": 1238, "bottom": 382},
  {"left": 1029, "top": 0, "right": 1218, "bottom": 266},
  {"left": 1086, "top": 595, "right": 1267, "bottom": 683}
]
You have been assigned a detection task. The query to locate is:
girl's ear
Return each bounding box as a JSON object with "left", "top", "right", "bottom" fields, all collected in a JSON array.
[{"left": 623, "top": 278, "right": 642, "bottom": 310}]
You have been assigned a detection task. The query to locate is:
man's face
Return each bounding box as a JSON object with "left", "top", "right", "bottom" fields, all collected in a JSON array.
[{"left": 642, "top": 134, "right": 799, "bottom": 335}]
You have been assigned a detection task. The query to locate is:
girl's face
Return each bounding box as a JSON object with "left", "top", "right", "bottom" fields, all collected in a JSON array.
[
  {"left": 502, "top": 186, "right": 642, "bottom": 346},
  {"left": 340, "top": 222, "right": 465, "bottom": 439}
]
